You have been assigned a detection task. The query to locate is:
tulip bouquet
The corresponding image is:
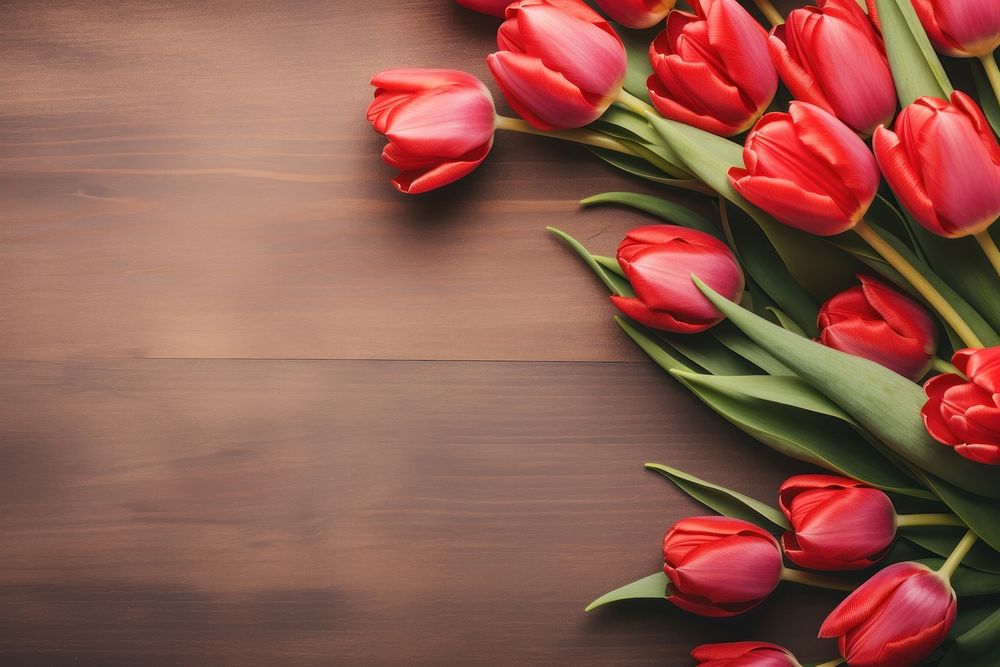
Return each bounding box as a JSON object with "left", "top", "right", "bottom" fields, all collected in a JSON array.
[{"left": 367, "top": 0, "right": 1000, "bottom": 664}]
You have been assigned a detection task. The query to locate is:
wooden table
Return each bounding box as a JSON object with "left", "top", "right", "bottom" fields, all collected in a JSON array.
[{"left": 1, "top": 1, "right": 837, "bottom": 664}]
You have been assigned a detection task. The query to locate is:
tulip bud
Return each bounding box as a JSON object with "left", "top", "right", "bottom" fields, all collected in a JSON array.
[
  {"left": 768, "top": 0, "right": 897, "bottom": 136},
  {"left": 728, "top": 101, "right": 880, "bottom": 236},
  {"left": 610, "top": 225, "right": 744, "bottom": 334},
  {"left": 692, "top": 641, "right": 802, "bottom": 667},
  {"left": 779, "top": 474, "right": 896, "bottom": 571},
  {"left": 910, "top": 0, "right": 1000, "bottom": 58},
  {"left": 817, "top": 274, "right": 937, "bottom": 380},
  {"left": 819, "top": 562, "right": 956, "bottom": 667},
  {"left": 367, "top": 69, "right": 496, "bottom": 194},
  {"left": 922, "top": 347, "right": 1000, "bottom": 465},
  {"left": 487, "top": 0, "right": 627, "bottom": 130},
  {"left": 455, "top": 0, "right": 512, "bottom": 17},
  {"left": 594, "top": 0, "right": 675, "bottom": 29},
  {"left": 647, "top": 0, "right": 778, "bottom": 137},
  {"left": 873, "top": 91, "right": 1000, "bottom": 239},
  {"left": 663, "top": 516, "right": 782, "bottom": 617}
]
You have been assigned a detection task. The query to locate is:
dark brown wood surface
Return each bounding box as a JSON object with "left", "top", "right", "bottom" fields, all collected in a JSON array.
[{"left": 1, "top": 1, "right": 836, "bottom": 664}]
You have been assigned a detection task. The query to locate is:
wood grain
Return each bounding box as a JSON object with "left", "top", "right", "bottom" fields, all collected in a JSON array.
[{"left": 1, "top": 0, "right": 834, "bottom": 664}]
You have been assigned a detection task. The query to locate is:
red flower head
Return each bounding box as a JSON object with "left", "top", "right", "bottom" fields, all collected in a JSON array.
[
  {"left": 873, "top": 91, "right": 1000, "bottom": 239},
  {"left": 910, "top": 0, "right": 1000, "bottom": 57},
  {"left": 692, "top": 641, "right": 801, "bottom": 667},
  {"left": 594, "top": 0, "right": 675, "bottom": 29},
  {"left": 820, "top": 562, "right": 956, "bottom": 667},
  {"left": 646, "top": 0, "right": 777, "bottom": 137},
  {"left": 779, "top": 474, "right": 896, "bottom": 571},
  {"left": 923, "top": 346, "right": 1000, "bottom": 465},
  {"left": 487, "top": 0, "right": 627, "bottom": 130},
  {"left": 769, "top": 0, "right": 897, "bottom": 136},
  {"left": 662, "top": 516, "right": 783, "bottom": 617},
  {"left": 367, "top": 69, "right": 496, "bottom": 194},
  {"left": 610, "top": 225, "right": 744, "bottom": 334},
  {"left": 817, "top": 274, "right": 937, "bottom": 380},
  {"left": 455, "top": 0, "right": 513, "bottom": 16},
  {"left": 729, "top": 102, "right": 880, "bottom": 236}
]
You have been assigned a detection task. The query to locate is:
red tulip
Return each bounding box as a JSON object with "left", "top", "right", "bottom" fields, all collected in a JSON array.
[
  {"left": 819, "top": 561, "right": 956, "bottom": 667},
  {"left": 647, "top": 0, "right": 778, "bottom": 137},
  {"left": 779, "top": 474, "right": 896, "bottom": 571},
  {"left": 817, "top": 274, "right": 937, "bottom": 380},
  {"left": 923, "top": 347, "right": 1000, "bottom": 465},
  {"left": 864, "top": 0, "right": 880, "bottom": 32},
  {"left": 610, "top": 225, "right": 744, "bottom": 334},
  {"left": 768, "top": 0, "right": 896, "bottom": 136},
  {"left": 692, "top": 642, "right": 802, "bottom": 667},
  {"left": 662, "top": 516, "right": 782, "bottom": 617},
  {"left": 487, "top": 0, "right": 627, "bottom": 130},
  {"left": 367, "top": 69, "right": 496, "bottom": 194},
  {"left": 594, "top": 0, "right": 674, "bottom": 29},
  {"left": 873, "top": 91, "right": 1000, "bottom": 239},
  {"left": 729, "top": 101, "right": 880, "bottom": 236},
  {"left": 455, "top": 0, "right": 512, "bottom": 17},
  {"left": 911, "top": 0, "right": 1000, "bottom": 58}
]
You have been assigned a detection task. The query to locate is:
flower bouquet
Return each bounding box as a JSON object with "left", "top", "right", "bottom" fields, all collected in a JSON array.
[{"left": 366, "top": 0, "right": 1000, "bottom": 664}]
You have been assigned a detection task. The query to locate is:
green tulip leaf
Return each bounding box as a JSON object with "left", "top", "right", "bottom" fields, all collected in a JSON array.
[
  {"left": 913, "top": 471, "right": 1000, "bottom": 552},
  {"left": 972, "top": 60, "right": 1000, "bottom": 135},
  {"left": 912, "top": 559, "right": 1000, "bottom": 597},
  {"left": 592, "top": 255, "right": 626, "bottom": 278},
  {"left": 874, "top": 0, "right": 952, "bottom": 104},
  {"left": 953, "top": 607, "right": 1000, "bottom": 655},
  {"left": 585, "top": 571, "right": 667, "bottom": 612},
  {"left": 693, "top": 278, "right": 1000, "bottom": 499},
  {"left": 618, "top": 29, "right": 655, "bottom": 103},
  {"left": 547, "top": 227, "right": 633, "bottom": 297},
  {"left": 764, "top": 307, "right": 806, "bottom": 337},
  {"left": 711, "top": 324, "right": 793, "bottom": 376},
  {"left": 940, "top": 645, "right": 1000, "bottom": 667},
  {"left": 900, "top": 525, "right": 1000, "bottom": 574},
  {"left": 588, "top": 148, "right": 701, "bottom": 190},
  {"left": 662, "top": 334, "right": 760, "bottom": 376},
  {"left": 580, "top": 192, "right": 721, "bottom": 239},
  {"left": 672, "top": 373, "right": 853, "bottom": 422},
  {"left": 645, "top": 463, "right": 788, "bottom": 531}
]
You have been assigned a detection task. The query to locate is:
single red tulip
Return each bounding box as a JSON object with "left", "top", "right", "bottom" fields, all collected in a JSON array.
[
  {"left": 594, "top": 0, "right": 674, "bottom": 29},
  {"left": 692, "top": 641, "right": 802, "bottom": 667},
  {"left": 910, "top": 0, "right": 1000, "bottom": 58},
  {"left": 647, "top": 0, "right": 778, "bottom": 137},
  {"left": 610, "top": 225, "right": 744, "bottom": 334},
  {"left": 487, "top": 0, "right": 627, "bottom": 130},
  {"left": 819, "top": 561, "right": 956, "bottom": 667},
  {"left": 923, "top": 347, "right": 1000, "bottom": 465},
  {"left": 455, "top": 0, "right": 512, "bottom": 17},
  {"left": 367, "top": 69, "right": 496, "bottom": 194},
  {"left": 662, "top": 516, "right": 782, "bottom": 617},
  {"left": 769, "top": 0, "right": 897, "bottom": 136},
  {"left": 817, "top": 274, "right": 937, "bottom": 380},
  {"left": 873, "top": 91, "right": 1000, "bottom": 239},
  {"left": 729, "top": 101, "right": 880, "bottom": 236},
  {"left": 779, "top": 474, "right": 896, "bottom": 571}
]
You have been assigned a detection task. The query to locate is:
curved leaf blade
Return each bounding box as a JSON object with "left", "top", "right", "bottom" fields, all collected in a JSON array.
[
  {"left": 874, "top": 0, "right": 952, "bottom": 104},
  {"left": 586, "top": 572, "right": 667, "bottom": 612},
  {"left": 580, "top": 192, "right": 720, "bottom": 238}
]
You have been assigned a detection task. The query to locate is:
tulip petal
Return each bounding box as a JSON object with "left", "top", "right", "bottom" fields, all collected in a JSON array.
[
  {"left": 819, "top": 562, "right": 921, "bottom": 638},
  {"left": 624, "top": 242, "right": 741, "bottom": 320},
  {"left": 390, "top": 142, "right": 491, "bottom": 194},
  {"left": 873, "top": 126, "right": 945, "bottom": 235},
  {"left": 730, "top": 174, "right": 854, "bottom": 235},
  {"left": 386, "top": 88, "right": 495, "bottom": 158},
  {"left": 671, "top": 535, "right": 781, "bottom": 604},
  {"left": 610, "top": 295, "right": 715, "bottom": 333},
  {"left": 821, "top": 319, "right": 929, "bottom": 379},
  {"left": 955, "top": 442, "right": 1000, "bottom": 464},
  {"left": 486, "top": 51, "right": 600, "bottom": 129}
]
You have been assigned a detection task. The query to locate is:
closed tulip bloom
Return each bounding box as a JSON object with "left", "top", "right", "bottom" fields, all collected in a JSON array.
[
  {"left": 779, "top": 474, "right": 896, "bottom": 571},
  {"left": 610, "top": 225, "right": 744, "bottom": 334},
  {"left": 873, "top": 91, "right": 1000, "bottom": 238},
  {"left": 819, "top": 562, "right": 956, "bottom": 667},
  {"left": 487, "top": 0, "right": 627, "bottom": 130},
  {"left": 367, "top": 69, "right": 495, "bottom": 194},
  {"left": 647, "top": 0, "right": 778, "bottom": 136},
  {"left": 692, "top": 642, "right": 802, "bottom": 667},
  {"left": 911, "top": 0, "right": 1000, "bottom": 58},
  {"left": 455, "top": 0, "right": 512, "bottom": 17},
  {"left": 594, "top": 0, "right": 674, "bottom": 29},
  {"left": 923, "top": 347, "right": 1000, "bottom": 464},
  {"left": 817, "top": 274, "right": 937, "bottom": 380},
  {"left": 663, "top": 516, "right": 782, "bottom": 617},
  {"left": 769, "top": 0, "right": 897, "bottom": 136},
  {"left": 729, "top": 102, "right": 881, "bottom": 235}
]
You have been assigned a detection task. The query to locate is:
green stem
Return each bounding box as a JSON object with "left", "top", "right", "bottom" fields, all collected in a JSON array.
[
  {"left": 815, "top": 660, "right": 845, "bottom": 667},
  {"left": 938, "top": 529, "right": 979, "bottom": 580},
  {"left": 752, "top": 0, "right": 784, "bottom": 26},
  {"left": 931, "top": 357, "right": 961, "bottom": 376},
  {"left": 974, "top": 231, "right": 1000, "bottom": 281},
  {"left": 615, "top": 89, "right": 658, "bottom": 117},
  {"left": 780, "top": 567, "right": 854, "bottom": 592},
  {"left": 855, "top": 219, "right": 983, "bottom": 348},
  {"left": 896, "top": 513, "right": 966, "bottom": 528},
  {"left": 980, "top": 52, "right": 1000, "bottom": 109}
]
